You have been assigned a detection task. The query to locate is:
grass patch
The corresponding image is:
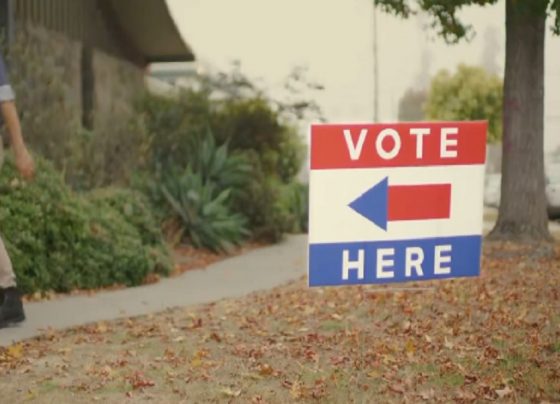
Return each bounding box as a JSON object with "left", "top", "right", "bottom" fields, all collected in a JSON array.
[
  {"left": 319, "top": 320, "right": 348, "bottom": 331},
  {"left": 431, "top": 372, "right": 465, "bottom": 388}
]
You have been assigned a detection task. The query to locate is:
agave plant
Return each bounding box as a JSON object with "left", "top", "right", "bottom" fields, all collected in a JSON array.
[
  {"left": 160, "top": 166, "right": 249, "bottom": 253},
  {"left": 187, "top": 129, "right": 253, "bottom": 195}
]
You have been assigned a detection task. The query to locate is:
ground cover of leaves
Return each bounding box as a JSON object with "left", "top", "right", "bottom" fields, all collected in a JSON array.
[{"left": 1, "top": 242, "right": 559, "bottom": 403}]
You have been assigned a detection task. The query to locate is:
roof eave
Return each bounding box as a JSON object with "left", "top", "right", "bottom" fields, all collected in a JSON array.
[{"left": 108, "top": 0, "right": 195, "bottom": 64}]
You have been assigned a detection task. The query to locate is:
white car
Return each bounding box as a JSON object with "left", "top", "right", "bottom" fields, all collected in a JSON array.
[
  {"left": 484, "top": 173, "right": 501, "bottom": 208},
  {"left": 484, "top": 168, "right": 560, "bottom": 219}
]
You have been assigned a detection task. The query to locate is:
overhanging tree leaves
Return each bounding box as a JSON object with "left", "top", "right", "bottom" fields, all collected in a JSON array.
[{"left": 374, "top": 0, "right": 559, "bottom": 242}]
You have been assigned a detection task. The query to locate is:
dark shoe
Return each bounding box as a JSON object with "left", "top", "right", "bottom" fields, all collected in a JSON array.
[{"left": 0, "top": 287, "right": 25, "bottom": 328}]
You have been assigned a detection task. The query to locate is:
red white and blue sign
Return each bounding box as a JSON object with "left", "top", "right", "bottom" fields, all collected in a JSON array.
[{"left": 308, "top": 121, "right": 487, "bottom": 286}]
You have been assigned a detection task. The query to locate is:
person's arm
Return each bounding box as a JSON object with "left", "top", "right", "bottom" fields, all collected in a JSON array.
[{"left": 1, "top": 100, "right": 34, "bottom": 179}]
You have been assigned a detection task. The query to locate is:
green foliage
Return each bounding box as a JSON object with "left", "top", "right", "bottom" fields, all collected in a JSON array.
[
  {"left": 212, "top": 97, "right": 284, "bottom": 154},
  {"left": 147, "top": 132, "right": 252, "bottom": 253},
  {"left": 374, "top": 0, "right": 559, "bottom": 42},
  {"left": 232, "top": 173, "right": 308, "bottom": 242},
  {"left": 186, "top": 131, "right": 253, "bottom": 194},
  {"left": 214, "top": 98, "right": 306, "bottom": 182},
  {"left": 280, "top": 181, "right": 309, "bottom": 234},
  {"left": 0, "top": 154, "right": 171, "bottom": 294},
  {"left": 234, "top": 174, "right": 290, "bottom": 242},
  {"left": 139, "top": 90, "right": 214, "bottom": 171},
  {"left": 57, "top": 117, "right": 151, "bottom": 190},
  {"left": 208, "top": 96, "right": 306, "bottom": 240},
  {"left": 86, "top": 187, "right": 172, "bottom": 274},
  {"left": 425, "top": 65, "right": 503, "bottom": 143},
  {"left": 139, "top": 78, "right": 307, "bottom": 242},
  {"left": 160, "top": 167, "right": 249, "bottom": 253},
  {"left": 553, "top": 0, "right": 560, "bottom": 35},
  {"left": 139, "top": 91, "right": 306, "bottom": 184},
  {"left": 398, "top": 88, "right": 427, "bottom": 121}
]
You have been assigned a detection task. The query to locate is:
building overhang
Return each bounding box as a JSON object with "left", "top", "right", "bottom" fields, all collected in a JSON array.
[{"left": 107, "top": 0, "right": 195, "bottom": 63}]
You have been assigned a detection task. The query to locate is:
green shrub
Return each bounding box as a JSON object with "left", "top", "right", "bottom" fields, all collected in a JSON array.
[
  {"left": 64, "top": 116, "right": 151, "bottom": 190},
  {"left": 138, "top": 79, "right": 307, "bottom": 242},
  {"left": 0, "top": 154, "right": 171, "bottom": 294},
  {"left": 138, "top": 90, "right": 214, "bottom": 171},
  {"left": 139, "top": 91, "right": 306, "bottom": 182},
  {"left": 426, "top": 64, "right": 503, "bottom": 143},
  {"left": 87, "top": 187, "right": 172, "bottom": 275},
  {"left": 212, "top": 98, "right": 306, "bottom": 181},
  {"left": 280, "top": 181, "right": 309, "bottom": 234},
  {"left": 212, "top": 97, "right": 284, "bottom": 154},
  {"left": 235, "top": 174, "right": 289, "bottom": 242}
]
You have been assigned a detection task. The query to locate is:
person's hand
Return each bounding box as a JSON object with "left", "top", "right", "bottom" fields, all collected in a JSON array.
[{"left": 14, "top": 145, "right": 35, "bottom": 180}]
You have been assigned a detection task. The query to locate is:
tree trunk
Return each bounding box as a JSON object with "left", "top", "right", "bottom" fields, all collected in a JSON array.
[{"left": 488, "top": 0, "right": 551, "bottom": 242}]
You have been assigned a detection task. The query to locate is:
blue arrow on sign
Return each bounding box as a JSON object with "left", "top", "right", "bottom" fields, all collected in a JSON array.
[
  {"left": 349, "top": 178, "right": 453, "bottom": 231},
  {"left": 348, "top": 177, "right": 389, "bottom": 231}
]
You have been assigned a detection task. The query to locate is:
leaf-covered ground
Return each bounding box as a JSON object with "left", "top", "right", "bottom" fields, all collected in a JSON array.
[{"left": 1, "top": 242, "right": 559, "bottom": 403}]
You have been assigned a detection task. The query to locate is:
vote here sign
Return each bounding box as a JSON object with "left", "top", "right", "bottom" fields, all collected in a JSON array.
[{"left": 308, "top": 121, "right": 487, "bottom": 286}]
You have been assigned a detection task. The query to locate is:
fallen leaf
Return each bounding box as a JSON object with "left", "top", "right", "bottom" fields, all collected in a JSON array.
[
  {"left": 258, "top": 363, "right": 274, "bottom": 376},
  {"left": 290, "top": 381, "right": 303, "bottom": 399},
  {"left": 7, "top": 344, "right": 23, "bottom": 359},
  {"left": 221, "top": 387, "right": 241, "bottom": 397},
  {"left": 496, "top": 386, "right": 512, "bottom": 398},
  {"left": 388, "top": 383, "right": 405, "bottom": 394},
  {"left": 405, "top": 339, "right": 416, "bottom": 355}
]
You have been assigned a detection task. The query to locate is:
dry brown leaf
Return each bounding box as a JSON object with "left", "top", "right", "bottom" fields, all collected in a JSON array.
[{"left": 7, "top": 344, "right": 23, "bottom": 359}]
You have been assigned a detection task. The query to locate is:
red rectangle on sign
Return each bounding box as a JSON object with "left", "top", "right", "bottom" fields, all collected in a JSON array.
[
  {"left": 388, "top": 184, "right": 451, "bottom": 221},
  {"left": 310, "top": 121, "right": 487, "bottom": 169}
]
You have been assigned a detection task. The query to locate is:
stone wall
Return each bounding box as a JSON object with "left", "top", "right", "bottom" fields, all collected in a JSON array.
[{"left": 5, "top": 22, "right": 147, "bottom": 187}]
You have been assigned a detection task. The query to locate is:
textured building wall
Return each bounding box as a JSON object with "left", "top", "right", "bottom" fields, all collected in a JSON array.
[
  {"left": 92, "top": 49, "right": 144, "bottom": 131},
  {"left": 6, "top": 20, "right": 146, "bottom": 187}
]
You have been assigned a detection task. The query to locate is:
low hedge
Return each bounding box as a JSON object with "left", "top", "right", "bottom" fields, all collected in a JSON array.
[{"left": 0, "top": 154, "right": 171, "bottom": 294}]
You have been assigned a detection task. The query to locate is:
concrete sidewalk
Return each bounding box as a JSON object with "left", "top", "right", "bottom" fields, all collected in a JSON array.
[{"left": 0, "top": 235, "right": 308, "bottom": 347}]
